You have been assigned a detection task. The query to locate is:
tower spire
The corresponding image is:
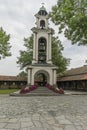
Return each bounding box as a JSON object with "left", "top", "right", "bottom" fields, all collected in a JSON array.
[{"left": 42, "top": 2, "right": 45, "bottom": 6}]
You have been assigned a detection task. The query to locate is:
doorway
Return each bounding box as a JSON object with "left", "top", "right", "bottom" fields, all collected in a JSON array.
[{"left": 34, "top": 70, "right": 49, "bottom": 87}]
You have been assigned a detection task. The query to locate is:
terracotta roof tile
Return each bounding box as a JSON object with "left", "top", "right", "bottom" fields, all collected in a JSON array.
[
  {"left": 0, "top": 76, "right": 27, "bottom": 81},
  {"left": 58, "top": 74, "right": 87, "bottom": 81},
  {"left": 64, "top": 65, "right": 87, "bottom": 76},
  {"left": 57, "top": 65, "right": 87, "bottom": 81}
]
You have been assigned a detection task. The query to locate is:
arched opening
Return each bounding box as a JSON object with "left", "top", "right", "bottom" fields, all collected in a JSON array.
[
  {"left": 38, "top": 37, "right": 46, "bottom": 64},
  {"left": 34, "top": 70, "right": 49, "bottom": 87},
  {"left": 38, "top": 10, "right": 47, "bottom": 16},
  {"left": 40, "top": 20, "right": 45, "bottom": 29}
]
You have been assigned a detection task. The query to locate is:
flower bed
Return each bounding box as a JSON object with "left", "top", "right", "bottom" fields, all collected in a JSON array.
[
  {"left": 45, "top": 83, "right": 64, "bottom": 94},
  {"left": 20, "top": 84, "right": 38, "bottom": 94}
]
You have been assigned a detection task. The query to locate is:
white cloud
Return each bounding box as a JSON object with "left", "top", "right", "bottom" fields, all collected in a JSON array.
[
  {"left": 0, "top": 0, "right": 87, "bottom": 76},
  {"left": 62, "top": 41, "right": 87, "bottom": 69}
]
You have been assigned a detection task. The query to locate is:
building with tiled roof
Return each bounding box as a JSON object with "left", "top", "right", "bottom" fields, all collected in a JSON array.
[
  {"left": 0, "top": 75, "right": 27, "bottom": 81},
  {"left": 58, "top": 65, "right": 87, "bottom": 81},
  {"left": 57, "top": 65, "right": 87, "bottom": 91},
  {"left": 0, "top": 75, "right": 27, "bottom": 89},
  {"left": 0, "top": 65, "right": 87, "bottom": 90}
]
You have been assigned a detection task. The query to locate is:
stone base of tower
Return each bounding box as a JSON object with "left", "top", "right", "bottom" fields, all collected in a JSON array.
[{"left": 27, "top": 63, "right": 57, "bottom": 86}]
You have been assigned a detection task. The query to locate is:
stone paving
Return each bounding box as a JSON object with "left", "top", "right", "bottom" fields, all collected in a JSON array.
[{"left": 0, "top": 94, "right": 87, "bottom": 130}]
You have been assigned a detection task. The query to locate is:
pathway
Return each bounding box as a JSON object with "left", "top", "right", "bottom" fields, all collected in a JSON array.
[{"left": 0, "top": 94, "right": 87, "bottom": 130}]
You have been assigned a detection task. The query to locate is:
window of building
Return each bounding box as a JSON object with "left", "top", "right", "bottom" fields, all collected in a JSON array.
[{"left": 40, "top": 20, "right": 45, "bottom": 29}]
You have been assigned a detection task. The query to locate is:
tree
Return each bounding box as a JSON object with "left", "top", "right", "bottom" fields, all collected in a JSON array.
[
  {"left": 17, "top": 34, "right": 33, "bottom": 68},
  {"left": 17, "top": 34, "right": 70, "bottom": 73},
  {"left": 52, "top": 36, "right": 70, "bottom": 73},
  {"left": 0, "top": 27, "right": 11, "bottom": 59},
  {"left": 17, "top": 71, "right": 27, "bottom": 77},
  {"left": 50, "top": 0, "right": 87, "bottom": 45}
]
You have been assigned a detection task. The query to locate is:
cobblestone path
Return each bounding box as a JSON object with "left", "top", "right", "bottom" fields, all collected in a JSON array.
[{"left": 0, "top": 94, "right": 87, "bottom": 130}]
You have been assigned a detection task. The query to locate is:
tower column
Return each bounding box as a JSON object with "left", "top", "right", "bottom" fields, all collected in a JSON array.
[
  {"left": 49, "top": 69, "right": 53, "bottom": 85},
  {"left": 53, "top": 69, "right": 56, "bottom": 85},
  {"left": 27, "top": 69, "right": 31, "bottom": 85},
  {"left": 47, "top": 37, "right": 49, "bottom": 63},
  {"left": 35, "top": 35, "right": 38, "bottom": 63},
  {"left": 31, "top": 70, "right": 34, "bottom": 85},
  {"left": 32, "top": 33, "right": 37, "bottom": 63},
  {"left": 48, "top": 34, "right": 52, "bottom": 63}
]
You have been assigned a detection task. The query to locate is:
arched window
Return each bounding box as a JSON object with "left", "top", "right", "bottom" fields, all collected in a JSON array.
[
  {"left": 40, "top": 20, "right": 45, "bottom": 29},
  {"left": 38, "top": 38, "right": 46, "bottom": 63},
  {"left": 38, "top": 10, "right": 47, "bottom": 16}
]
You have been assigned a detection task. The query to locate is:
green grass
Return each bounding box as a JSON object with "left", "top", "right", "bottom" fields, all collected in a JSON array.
[{"left": 0, "top": 89, "right": 19, "bottom": 94}]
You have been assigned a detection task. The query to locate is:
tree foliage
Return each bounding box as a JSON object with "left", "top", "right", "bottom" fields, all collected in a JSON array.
[
  {"left": 17, "top": 34, "right": 70, "bottom": 73},
  {"left": 50, "top": 0, "right": 87, "bottom": 45},
  {"left": 0, "top": 27, "right": 11, "bottom": 59},
  {"left": 17, "top": 34, "right": 33, "bottom": 68},
  {"left": 52, "top": 36, "right": 70, "bottom": 73},
  {"left": 17, "top": 71, "right": 27, "bottom": 77}
]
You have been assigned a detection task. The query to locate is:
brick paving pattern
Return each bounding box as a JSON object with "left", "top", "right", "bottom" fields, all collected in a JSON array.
[{"left": 0, "top": 94, "right": 87, "bottom": 130}]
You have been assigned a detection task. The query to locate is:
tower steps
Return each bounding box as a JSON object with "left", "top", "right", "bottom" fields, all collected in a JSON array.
[{"left": 10, "top": 87, "right": 61, "bottom": 96}]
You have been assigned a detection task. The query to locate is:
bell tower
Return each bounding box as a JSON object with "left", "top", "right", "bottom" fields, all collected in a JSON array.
[
  {"left": 32, "top": 5, "right": 53, "bottom": 64},
  {"left": 27, "top": 5, "right": 57, "bottom": 86}
]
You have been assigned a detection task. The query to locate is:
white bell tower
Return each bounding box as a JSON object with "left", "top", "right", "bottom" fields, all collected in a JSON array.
[
  {"left": 32, "top": 5, "right": 53, "bottom": 64},
  {"left": 27, "top": 5, "right": 57, "bottom": 86}
]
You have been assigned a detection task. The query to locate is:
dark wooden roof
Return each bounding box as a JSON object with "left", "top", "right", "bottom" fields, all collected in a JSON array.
[
  {"left": 64, "top": 65, "right": 87, "bottom": 76},
  {"left": 0, "top": 76, "right": 27, "bottom": 81},
  {"left": 57, "top": 65, "right": 87, "bottom": 81}
]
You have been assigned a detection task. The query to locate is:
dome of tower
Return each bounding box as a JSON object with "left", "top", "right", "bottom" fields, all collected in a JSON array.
[{"left": 38, "top": 5, "right": 48, "bottom": 16}]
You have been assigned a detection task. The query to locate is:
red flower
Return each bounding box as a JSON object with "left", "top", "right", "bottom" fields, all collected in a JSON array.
[
  {"left": 45, "top": 83, "right": 64, "bottom": 94},
  {"left": 20, "top": 84, "right": 38, "bottom": 94}
]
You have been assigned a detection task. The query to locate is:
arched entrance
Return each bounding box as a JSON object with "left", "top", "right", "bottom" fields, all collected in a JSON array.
[{"left": 34, "top": 70, "right": 49, "bottom": 87}]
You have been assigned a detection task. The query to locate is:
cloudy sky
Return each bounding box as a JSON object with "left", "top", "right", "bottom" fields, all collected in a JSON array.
[{"left": 0, "top": 0, "right": 87, "bottom": 76}]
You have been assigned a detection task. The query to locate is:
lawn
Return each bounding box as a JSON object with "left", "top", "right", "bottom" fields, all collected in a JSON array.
[{"left": 0, "top": 89, "right": 19, "bottom": 94}]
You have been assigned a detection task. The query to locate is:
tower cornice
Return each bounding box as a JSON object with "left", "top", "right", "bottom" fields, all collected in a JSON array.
[
  {"left": 31, "top": 27, "right": 54, "bottom": 34},
  {"left": 35, "top": 13, "right": 49, "bottom": 19}
]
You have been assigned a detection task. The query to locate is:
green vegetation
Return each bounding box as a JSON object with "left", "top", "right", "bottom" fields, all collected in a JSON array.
[
  {"left": 17, "top": 34, "right": 33, "bottom": 69},
  {"left": 50, "top": 0, "right": 87, "bottom": 45},
  {"left": 0, "top": 89, "right": 19, "bottom": 94},
  {"left": 0, "top": 27, "right": 11, "bottom": 59}
]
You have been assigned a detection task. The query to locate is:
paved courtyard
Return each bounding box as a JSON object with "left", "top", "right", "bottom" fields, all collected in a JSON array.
[{"left": 0, "top": 94, "right": 87, "bottom": 130}]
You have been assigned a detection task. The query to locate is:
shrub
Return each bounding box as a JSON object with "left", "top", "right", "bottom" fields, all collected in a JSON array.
[
  {"left": 45, "top": 83, "right": 64, "bottom": 94},
  {"left": 20, "top": 84, "right": 38, "bottom": 94}
]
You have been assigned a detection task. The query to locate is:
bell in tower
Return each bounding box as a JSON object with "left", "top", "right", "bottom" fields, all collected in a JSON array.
[
  {"left": 38, "top": 37, "right": 46, "bottom": 63},
  {"left": 27, "top": 5, "right": 58, "bottom": 87},
  {"left": 35, "top": 4, "right": 49, "bottom": 30},
  {"left": 38, "top": 4, "right": 47, "bottom": 29},
  {"left": 40, "top": 20, "right": 45, "bottom": 29},
  {"left": 31, "top": 4, "right": 54, "bottom": 64}
]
